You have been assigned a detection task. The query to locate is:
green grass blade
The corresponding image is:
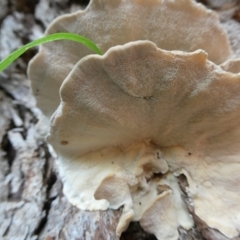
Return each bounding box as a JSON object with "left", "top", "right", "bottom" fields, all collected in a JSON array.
[{"left": 0, "top": 33, "right": 102, "bottom": 72}]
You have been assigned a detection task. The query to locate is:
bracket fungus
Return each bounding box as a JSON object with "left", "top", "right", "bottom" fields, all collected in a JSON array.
[{"left": 28, "top": 0, "right": 240, "bottom": 239}]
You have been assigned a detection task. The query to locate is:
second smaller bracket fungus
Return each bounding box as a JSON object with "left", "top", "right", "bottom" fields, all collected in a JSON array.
[{"left": 47, "top": 41, "right": 240, "bottom": 239}]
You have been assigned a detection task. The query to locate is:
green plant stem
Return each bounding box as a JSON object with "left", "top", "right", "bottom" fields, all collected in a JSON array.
[{"left": 0, "top": 33, "right": 102, "bottom": 72}]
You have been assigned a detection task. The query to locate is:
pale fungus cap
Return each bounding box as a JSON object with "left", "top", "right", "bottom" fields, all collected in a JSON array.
[
  {"left": 28, "top": 0, "right": 232, "bottom": 117},
  {"left": 46, "top": 41, "right": 240, "bottom": 239},
  {"left": 221, "top": 58, "right": 240, "bottom": 73},
  {"left": 27, "top": 0, "right": 240, "bottom": 240}
]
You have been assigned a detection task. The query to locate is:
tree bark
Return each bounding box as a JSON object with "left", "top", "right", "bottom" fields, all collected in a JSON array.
[{"left": 0, "top": 0, "right": 240, "bottom": 239}]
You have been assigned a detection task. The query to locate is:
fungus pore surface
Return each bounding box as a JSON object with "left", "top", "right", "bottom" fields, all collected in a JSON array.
[{"left": 28, "top": 0, "right": 240, "bottom": 239}]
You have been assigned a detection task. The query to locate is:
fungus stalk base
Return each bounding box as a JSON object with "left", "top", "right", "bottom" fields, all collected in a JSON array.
[{"left": 56, "top": 141, "right": 193, "bottom": 239}]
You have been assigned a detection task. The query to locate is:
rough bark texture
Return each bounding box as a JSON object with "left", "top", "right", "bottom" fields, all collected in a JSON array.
[{"left": 0, "top": 0, "right": 240, "bottom": 240}]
